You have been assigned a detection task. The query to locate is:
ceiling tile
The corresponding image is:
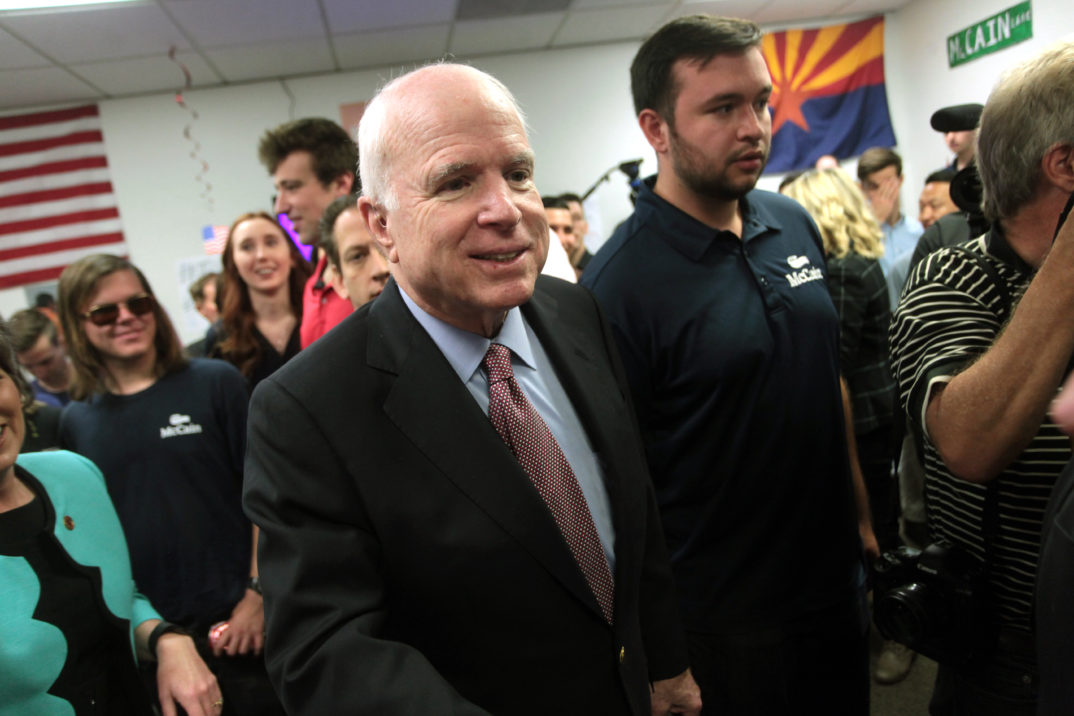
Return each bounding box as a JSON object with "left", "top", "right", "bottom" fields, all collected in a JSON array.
[
  {"left": 553, "top": 4, "right": 674, "bottom": 45},
  {"left": 451, "top": 12, "right": 565, "bottom": 56},
  {"left": 0, "top": 66, "right": 101, "bottom": 111},
  {"left": 458, "top": 0, "right": 571, "bottom": 21},
  {"left": 205, "top": 38, "right": 335, "bottom": 82},
  {"left": 569, "top": 0, "right": 652, "bottom": 8},
  {"left": 665, "top": 1, "right": 774, "bottom": 22},
  {"left": 322, "top": 0, "right": 455, "bottom": 34},
  {"left": 163, "top": 0, "right": 326, "bottom": 48},
  {"left": 334, "top": 24, "right": 450, "bottom": 69},
  {"left": 751, "top": 0, "right": 851, "bottom": 25},
  {"left": 0, "top": 25, "right": 50, "bottom": 69},
  {"left": 72, "top": 51, "right": 220, "bottom": 96},
  {"left": 840, "top": 0, "right": 912, "bottom": 13},
  {"left": 0, "top": 4, "right": 190, "bottom": 63}
]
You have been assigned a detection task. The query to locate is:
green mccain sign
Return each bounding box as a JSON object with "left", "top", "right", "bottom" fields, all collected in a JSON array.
[{"left": 947, "top": 2, "right": 1033, "bottom": 68}]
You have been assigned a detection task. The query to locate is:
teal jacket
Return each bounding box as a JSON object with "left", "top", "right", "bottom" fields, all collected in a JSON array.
[{"left": 0, "top": 450, "right": 160, "bottom": 715}]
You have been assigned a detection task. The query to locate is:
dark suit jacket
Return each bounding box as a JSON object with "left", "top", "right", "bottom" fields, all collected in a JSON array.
[{"left": 243, "top": 277, "right": 688, "bottom": 715}]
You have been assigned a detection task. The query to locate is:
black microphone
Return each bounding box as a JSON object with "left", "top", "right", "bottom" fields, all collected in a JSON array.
[{"left": 618, "top": 159, "right": 643, "bottom": 180}]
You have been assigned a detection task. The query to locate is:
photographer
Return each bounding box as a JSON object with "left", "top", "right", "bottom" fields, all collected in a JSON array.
[{"left": 888, "top": 40, "right": 1074, "bottom": 715}]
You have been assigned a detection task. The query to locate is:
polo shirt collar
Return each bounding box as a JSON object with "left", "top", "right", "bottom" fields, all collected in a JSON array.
[
  {"left": 397, "top": 286, "right": 536, "bottom": 383},
  {"left": 987, "top": 220, "right": 1033, "bottom": 274},
  {"left": 634, "top": 175, "right": 783, "bottom": 262}
]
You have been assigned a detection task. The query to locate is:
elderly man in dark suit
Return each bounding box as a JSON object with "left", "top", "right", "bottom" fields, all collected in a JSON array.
[{"left": 242, "top": 63, "right": 700, "bottom": 716}]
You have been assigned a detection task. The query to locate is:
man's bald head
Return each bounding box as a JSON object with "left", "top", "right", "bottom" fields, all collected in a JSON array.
[{"left": 358, "top": 64, "right": 527, "bottom": 211}]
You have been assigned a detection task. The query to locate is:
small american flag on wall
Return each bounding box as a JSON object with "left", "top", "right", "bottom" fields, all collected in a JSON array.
[
  {"left": 0, "top": 104, "right": 127, "bottom": 289},
  {"left": 203, "top": 224, "right": 229, "bottom": 255}
]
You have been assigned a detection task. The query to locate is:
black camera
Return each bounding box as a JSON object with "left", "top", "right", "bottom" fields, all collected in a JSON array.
[{"left": 872, "top": 541, "right": 996, "bottom": 667}]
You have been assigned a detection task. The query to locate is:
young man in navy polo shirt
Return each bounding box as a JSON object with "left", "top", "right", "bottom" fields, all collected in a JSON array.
[{"left": 583, "top": 15, "right": 869, "bottom": 714}]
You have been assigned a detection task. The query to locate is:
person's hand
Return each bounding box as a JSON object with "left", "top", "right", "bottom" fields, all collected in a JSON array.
[
  {"left": 869, "top": 176, "right": 900, "bottom": 225},
  {"left": 860, "top": 521, "right": 881, "bottom": 561},
  {"left": 1051, "top": 369, "right": 1074, "bottom": 437},
  {"left": 156, "top": 633, "right": 223, "bottom": 716},
  {"left": 212, "top": 589, "right": 264, "bottom": 657},
  {"left": 650, "top": 668, "right": 702, "bottom": 716}
]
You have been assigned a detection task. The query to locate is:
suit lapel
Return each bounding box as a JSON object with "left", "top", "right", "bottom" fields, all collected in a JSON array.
[
  {"left": 368, "top": 281, "right": 603, "bottom": 619},
  {"left": 521, "top": 280, "right": 645, "bottom": 591}
]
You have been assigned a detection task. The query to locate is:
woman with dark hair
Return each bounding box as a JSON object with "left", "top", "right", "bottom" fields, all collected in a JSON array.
[
  {"left": 56, "top": 254, "right": 284, "bottom": 715},
  {"left": 207, "top": 212, "right": 311, "bottom": 391},
  {"left": 0, "top": 319, "right": 222, "bottom": 715}
]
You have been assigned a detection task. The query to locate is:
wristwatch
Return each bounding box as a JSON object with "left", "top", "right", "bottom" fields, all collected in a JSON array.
[
  {"left": 247, "top": 576, "right": 263, "bottom": 595},
  {"left": 148, "top": 621, "right": 191, "bottom": 656}
]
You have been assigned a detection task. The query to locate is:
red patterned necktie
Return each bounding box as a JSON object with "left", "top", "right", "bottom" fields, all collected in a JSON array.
[{"left": 482, "top": 342, "right": 614, "bottom": 624}]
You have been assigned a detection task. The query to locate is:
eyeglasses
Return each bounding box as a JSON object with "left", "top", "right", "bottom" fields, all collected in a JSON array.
[{"left": 81, "top": 294, "right": 155, "bottom": 326}]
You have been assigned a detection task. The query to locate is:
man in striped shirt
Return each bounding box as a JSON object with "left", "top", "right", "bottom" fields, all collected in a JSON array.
[{"left": 889, "top": 41, "right": 1074, "bottom": 715}]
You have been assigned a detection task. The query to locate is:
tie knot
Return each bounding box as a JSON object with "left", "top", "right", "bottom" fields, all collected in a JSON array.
[{"left": 482, "top": 343, "right": 514, "bottom": 384}]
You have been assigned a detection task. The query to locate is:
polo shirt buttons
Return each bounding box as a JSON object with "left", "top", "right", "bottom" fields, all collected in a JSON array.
[{"left": 759, "top": 276, "right": 769, "bottom": 286}]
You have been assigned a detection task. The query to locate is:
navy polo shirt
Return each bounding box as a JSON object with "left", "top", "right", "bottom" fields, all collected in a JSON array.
[{"left": 583, "top": 178, "right": 860, "bottom": 632}]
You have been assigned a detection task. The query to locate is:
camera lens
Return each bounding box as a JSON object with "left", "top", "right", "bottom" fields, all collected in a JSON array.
[{"left": 875, "top": 583, "right": 933, "bottom": 644}]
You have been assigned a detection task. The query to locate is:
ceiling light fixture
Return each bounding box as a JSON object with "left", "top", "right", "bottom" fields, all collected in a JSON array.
[{"left": 0, "top": 0, "right": 144, "bottom": 10}]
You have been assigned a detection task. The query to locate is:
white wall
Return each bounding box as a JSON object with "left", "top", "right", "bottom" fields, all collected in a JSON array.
[{"left": 2, "top": 1, "right": 1071, "bottom": 341}]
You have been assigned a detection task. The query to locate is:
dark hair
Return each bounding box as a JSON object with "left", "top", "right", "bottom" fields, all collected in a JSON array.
[
  {"left": 217, "top": 212, "right": 312, "bottom": 379},
  {"left": 856, "top": 147, "right": 902, "bottom": 181},
  {"left": 58, "top": 255, "right": 187, "bottom": 400},
  {"left": 542, "top": 196, "right": 570, "bottom": 210},
  {"left": 318, "top": 193, "right": 361, "bottom": 270},
  {"left": 7, "top": 308, "right": 57, "bottom": 353},
  {"left": 188, "top": 272, "right": 219, "bottom": 305},
  {"left": 559, "top": 192, "right": 583, "bottom": 205},
  {"left": 631, "top": 15, "right": 762, "bottom": 121},
  {"left": 0, "top": 319, "right": 34, "bottom": 411},
  {"left": 258, "top": 118, "right": 360, "bottom": 190},
  {"left": 925, "top": 168, "right": 958, "bottom": 185},
  {"left": 34, "top": 293, "right": 56, "bottom": 309}
]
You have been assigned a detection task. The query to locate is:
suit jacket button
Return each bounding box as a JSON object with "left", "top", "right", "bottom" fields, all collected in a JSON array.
[{"left": 619, "top": 646, "right": 625, "bottom": 663}]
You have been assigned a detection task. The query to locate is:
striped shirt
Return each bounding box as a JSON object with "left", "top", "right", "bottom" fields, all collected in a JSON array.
[{"left": 889, "top": 228, "right": 1070, "bottom": 631}]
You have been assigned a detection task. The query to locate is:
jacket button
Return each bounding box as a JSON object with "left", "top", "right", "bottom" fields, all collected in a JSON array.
[
  {"left": 619, "top": 646, "right": 625, "bottom": 663},
  {"left": 63, "top": 516, "right": 75, "bottom": 530}
]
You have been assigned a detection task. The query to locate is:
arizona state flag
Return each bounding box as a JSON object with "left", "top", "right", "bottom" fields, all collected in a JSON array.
[{"left": 763, "top": 16, "right": 896, "bottom": 173}]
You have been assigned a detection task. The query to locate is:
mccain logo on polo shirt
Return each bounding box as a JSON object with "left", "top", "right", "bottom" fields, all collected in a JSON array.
[
  {"left": 785, "top": 255, "right": 824, "bottom": 288},
  {"left": 160, "top": 413, "right": 204, "bottom": 439}
]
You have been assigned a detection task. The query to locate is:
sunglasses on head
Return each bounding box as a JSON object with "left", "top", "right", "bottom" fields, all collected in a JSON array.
[{"left": 81, "top": 293, "right": 155, "bottom": 326}]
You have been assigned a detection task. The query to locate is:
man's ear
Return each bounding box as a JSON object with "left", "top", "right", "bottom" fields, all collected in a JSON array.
[
  {"left": 638, "top": 109, "right": 671, "bottom": 155},
  {"left": 333, "top": 172, "right": 355, "bottom": 197},
  {"left": 325, "top": 262, "right": 349, "bottom": 299},
  {"left": 1041, "top": 142, "right": 1074, "bottom": 193},
  {"left": 359, "top": 196, "right": 398, "bottom": 264}
]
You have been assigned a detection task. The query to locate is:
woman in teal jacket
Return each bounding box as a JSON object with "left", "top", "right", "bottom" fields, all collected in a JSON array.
[{"left": 0, "top": 321, "right": 223, "bottom": 716}]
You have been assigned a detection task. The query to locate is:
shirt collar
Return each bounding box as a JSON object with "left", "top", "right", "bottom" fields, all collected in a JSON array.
[
  {"left": 634, "top": 175, "right": 783, "bottom": 261},
  {"left": 398, "top": 286, "right": 535, "bottom": 383},
  {"left": 986, "top": 220, "right": 1033, "bottom": 274}
]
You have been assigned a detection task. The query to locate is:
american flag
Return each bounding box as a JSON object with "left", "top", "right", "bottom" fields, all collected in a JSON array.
[
  {"left": 0, "top": 104, "right": 127, "bottom": 289},
  {"left": 203, "top": 224, "right": 229, "bottom": 255}
]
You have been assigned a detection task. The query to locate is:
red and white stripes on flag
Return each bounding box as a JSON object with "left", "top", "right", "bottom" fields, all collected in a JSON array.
[
  {"left": 203, "top": 224, "right": 229, "bottom": 255},
  {"left": 0, "top": 104, "right": 127, "bottom": 289}
]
